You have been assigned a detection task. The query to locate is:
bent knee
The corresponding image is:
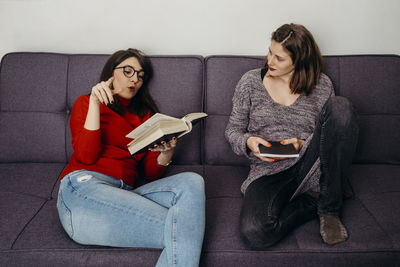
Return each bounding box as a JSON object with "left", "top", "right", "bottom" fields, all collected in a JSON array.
[
  {"left": 182, "top": 172, "right": 204, "bottom": 187},
  {"left": 177, "top": 172, "right": 205, "bottom": 196},
  {"left": 325, "top": 96, "right": 357, "bottom": 129},
  {"left": 240, "top": 214, "right": 282, "bottom": 249}
]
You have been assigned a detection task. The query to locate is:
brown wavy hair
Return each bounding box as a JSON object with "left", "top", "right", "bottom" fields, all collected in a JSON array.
[
  {"left": 264, "top": 23, "right": 323, "bottom": 95},
  {"left": 99, "top": 48, "right": 159, "bottom": 116}
]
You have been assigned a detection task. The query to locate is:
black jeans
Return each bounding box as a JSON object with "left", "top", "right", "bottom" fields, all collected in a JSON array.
[{"left": 240, "top": 96, "right": 359, "bottom": 249}]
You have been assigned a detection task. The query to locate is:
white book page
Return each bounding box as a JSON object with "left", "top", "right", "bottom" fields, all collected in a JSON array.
[
  {"left": 126, "top": 113, "right": 180, "bottom": 139},
  {"left": 182, "top": 112, "right": 207, "bottom": 122},
  {"left": 178, "top": 112, "right": 208, "bottom": 137}
]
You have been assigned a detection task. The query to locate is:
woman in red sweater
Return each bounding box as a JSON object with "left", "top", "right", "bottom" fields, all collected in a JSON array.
[{"left": 57, "top": 49, "right": 205, "bottom": 267}]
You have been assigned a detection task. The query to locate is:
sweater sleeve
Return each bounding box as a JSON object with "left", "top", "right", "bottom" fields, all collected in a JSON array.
[
  {"left": 70, "top": 95, "right": 103, "bottom": 164},
  {"left": 142, "top": 151, "right": 167, "bottom": 181},
  {"left": 225, "top": 73, "right": 253, "bottom": 158}
]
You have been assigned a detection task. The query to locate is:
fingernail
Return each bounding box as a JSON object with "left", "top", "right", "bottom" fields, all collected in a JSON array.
[
  {"left": 273, "top": 159, "right": 277, "bottom": 162},
  {"left": 280, "top": 141, "right": 285, "bottom": 144},
  {"left": 267, "top": 143, "right": 272, "bottom": 147}
]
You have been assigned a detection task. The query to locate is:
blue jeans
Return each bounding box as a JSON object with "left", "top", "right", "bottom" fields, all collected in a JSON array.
[{"left": 57, "top": 170, "right": 205, "bottom": 267}]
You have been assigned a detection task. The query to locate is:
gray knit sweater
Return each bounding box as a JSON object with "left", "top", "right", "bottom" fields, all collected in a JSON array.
[{"left": 225, "top": 68, "right": 334, "bottom": 195}]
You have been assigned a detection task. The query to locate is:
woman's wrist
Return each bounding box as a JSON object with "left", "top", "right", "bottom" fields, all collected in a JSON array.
[
  {"left": 157, "top": 157, "right": 172, "bottom": 166},
  {"left": 157, "top": 151, "right": 173, "bottom": 166}
]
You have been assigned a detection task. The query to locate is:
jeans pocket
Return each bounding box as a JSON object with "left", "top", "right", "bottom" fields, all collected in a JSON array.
[{"left": 57, "top": 192, "right": 74, "bottom": 238}]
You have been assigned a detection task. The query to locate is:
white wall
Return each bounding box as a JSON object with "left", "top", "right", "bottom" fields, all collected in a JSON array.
[{"left": 0, "top": 0, "right": 399, "bottom": 60}]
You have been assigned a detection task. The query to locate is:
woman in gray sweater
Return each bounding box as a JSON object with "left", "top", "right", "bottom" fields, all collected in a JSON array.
[{"left": 225, "top": 23, "right": 358, "bottom": 247}]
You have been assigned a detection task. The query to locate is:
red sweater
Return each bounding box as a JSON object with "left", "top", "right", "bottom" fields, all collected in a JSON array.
[{"left": 60, "top": 95, "right": 167, "bottom": 187}]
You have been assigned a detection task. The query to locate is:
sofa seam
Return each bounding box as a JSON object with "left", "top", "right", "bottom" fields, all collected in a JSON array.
[
  {"left": 0, "top": 54, "right": 5, "bottom": 112},
  {"left": 200, "top": 248, "right": 400, "bottom": 254},
  {"left": 0, "top": 190, "right": 50, "bottom": 201},
  {"left": 337, "top": 57, "right": 341, "bottom": 96},
  {"left": 1, "top": 247, "right": 163, "bottom": 253},
  {"left": 10, "top": 199, "right": 49, "bottom": 249},
  {"left": 0, "top": 110, "right": 67, "bottom": 114},
  {"left": 50, "top": 165, "right": 66, "bottom": 198},
  {"left": 206, "top": 196, "right": 242, "bottom": 200},
  {"left": 201, "top": 55, "right": 206, "bottom": 165},
  {"left": 355, "top": 195, "right": 396, "bottom": 248},
  {"left": 203, "top": 57, "right": 208, "bottom": 165},
  {"left": 64, "top": 55, "right": 70, "bottom": 164},
  {"left": 2, "top": 247, "right": 399, "bottom": 253}
]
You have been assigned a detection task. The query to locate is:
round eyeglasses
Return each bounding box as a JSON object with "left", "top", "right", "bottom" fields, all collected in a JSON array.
[{"left": 114, "top": 65, "right": 146, "bottom": 81}]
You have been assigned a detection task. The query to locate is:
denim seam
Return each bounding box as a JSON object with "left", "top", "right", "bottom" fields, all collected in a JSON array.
[
  {"left": 173, "top": 204, "right": 178, "bottom": 266},
  {"left": 319, "top": 121, "right": 329, "bottom": 215},
  {"left": 138, "top": 188, "right": 179, "bottom": 201},
  {"left": 137, "top": 187, "right": 179, "bottom": 266},
  {"left": 58, "top": 191, "right": 74, "bottom": 238}
]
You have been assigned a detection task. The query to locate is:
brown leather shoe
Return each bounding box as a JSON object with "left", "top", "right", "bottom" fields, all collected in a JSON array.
[{"left": 319, "top": 215, "right": 348, "bottom": 245}]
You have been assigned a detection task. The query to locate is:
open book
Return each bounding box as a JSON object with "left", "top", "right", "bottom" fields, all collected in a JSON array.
[
  {"left": 258, "top": 141, "right": 299, "bottom": 158},
  {"left": 126, "top": 112, "right": 208, "bottom": 155}
]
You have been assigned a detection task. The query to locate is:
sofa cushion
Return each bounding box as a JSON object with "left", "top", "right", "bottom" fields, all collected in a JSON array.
[
  {"left": 333, "top": 56, "right": 399, "bottom": 114},
  {"left": 0, "top": 53, "right": 69, "bottom": 163},
  {"left": 205, "top": 115, "right": 250, "bottom": 165},
  {"left": 0, "top": 192, "right": 46, "bottom": 249},
  {"left": 324, "top": 55, "right": 400, "bottom": 164},
  {"left": 66, "top": 55, "right": 109, "bottom": 110},
  {"left": 204, "top": 165, "right": 248, "bottom": 199},
  {"left": 0, "top": 163, "right": 64, "bottom": 199},
  {"left": 205, "top": 56, "right": 264, "bottom": 116},
  {"left": 12, "top": 199, "right": 97, "bottom": 250},
  {"left": 350, "top": 164, "right": 400, "bottom": 196},
  {"left": 200, "top": 178, "right": 399, "bottom": 266},
  {"left": 0, "top": 112, "right": 67, "bottom": 163},
  {"left": 0, "top": 53, "right": 68, "bottom": 113},
  {"left": 0, "top": 249, "right": 160, "bottom": 267},
  {"left": 354, "top": 115, "right": 400, "bottom": 164},
  {"left": 350, "top": 164, "right": 400, "bottom": 248}
]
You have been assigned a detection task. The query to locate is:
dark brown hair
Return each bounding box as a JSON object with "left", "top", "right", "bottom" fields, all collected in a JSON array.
[
  {"left": 99, "top": 48, "right": 159, "bottom": 116},
  {"left": 264, "top": 23, "right": 323, "bottom": 95}
]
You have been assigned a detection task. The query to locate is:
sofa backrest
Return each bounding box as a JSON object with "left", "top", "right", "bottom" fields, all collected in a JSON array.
[
  {"left": 1, "top": 53, "right": 399, "bottom": 165},
  {"left": 204, "top": 55, "right": 400, "bottom": 165},
  {"left": 0, "top": 53, "right": 204, "bottom": 165},
  {"left": 204, "top": 56, "right": 263, "bottom": 166},
  {"left": 324, "top": 56, "right": 400, "bottom": 164},
  {"left": 0, "top": 53, "right": 69, "bottom": 163}
]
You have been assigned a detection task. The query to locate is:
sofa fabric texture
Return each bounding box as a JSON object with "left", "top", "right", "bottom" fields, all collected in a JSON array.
[{"left": 0, "top": 52, "right": 399, "bottom": 266}]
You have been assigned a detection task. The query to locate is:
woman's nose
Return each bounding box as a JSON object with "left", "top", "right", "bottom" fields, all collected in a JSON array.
[
  {"left": 131, "top": 72, "right": 139, "bottom": 83},
  {"left": 268, "top": 56, "right": 275, "bottom": 66}
]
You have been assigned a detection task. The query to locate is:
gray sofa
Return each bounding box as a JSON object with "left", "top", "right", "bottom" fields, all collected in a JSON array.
[{"left": 0, "top": 52, "right": 399, "bottom": 266}]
